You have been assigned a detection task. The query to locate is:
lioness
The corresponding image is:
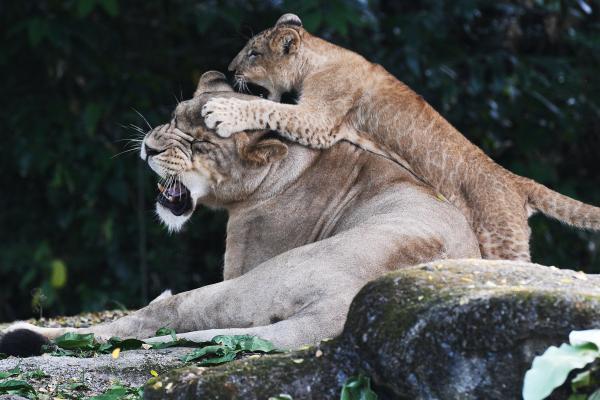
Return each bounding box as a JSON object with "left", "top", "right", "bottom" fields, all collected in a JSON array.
[
  {"left": 0, "top": 72, "right": 479, "bottom": 353},
  {"left": 201, "top": 13, "right": 600, "bottom": 262}
]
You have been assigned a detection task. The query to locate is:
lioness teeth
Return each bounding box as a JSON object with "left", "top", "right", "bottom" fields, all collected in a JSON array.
[{"left": 157, "top": 182, "right": 165, "bottom": 193}]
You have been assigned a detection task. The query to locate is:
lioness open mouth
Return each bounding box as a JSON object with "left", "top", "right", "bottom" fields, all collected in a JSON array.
[{"left": 156, "top": 180, "right": 192, "bottom": 216}]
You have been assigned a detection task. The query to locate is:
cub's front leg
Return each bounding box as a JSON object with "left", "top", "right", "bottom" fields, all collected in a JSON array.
[{"left": 201, "top": 97, "right": 341, "bottom": 148}]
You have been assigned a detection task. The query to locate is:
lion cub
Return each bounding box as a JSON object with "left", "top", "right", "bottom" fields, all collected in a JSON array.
[{"left": 201, "top": 13, "right": 600, "bottom": 261}]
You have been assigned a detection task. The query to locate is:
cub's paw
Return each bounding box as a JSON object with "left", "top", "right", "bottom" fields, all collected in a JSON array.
[{"left": 201, "top": 97, "right": 249, "bottom": 138}]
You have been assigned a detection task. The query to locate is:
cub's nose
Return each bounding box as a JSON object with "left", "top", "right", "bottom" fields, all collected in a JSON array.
[
  {"left": 144, "top": 144, "right": 164, "bottom": 157},
  {"left": 228, "top": 51, "right": 243, "bottom": 72}
]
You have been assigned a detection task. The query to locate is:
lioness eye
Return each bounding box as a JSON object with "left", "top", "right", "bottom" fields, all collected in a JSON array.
[
  {"left": 248, "top": 49, "right": 261, "bottom": 59},
  {"left": 192, "top": 140, "right": 215, "bottom": 154}
]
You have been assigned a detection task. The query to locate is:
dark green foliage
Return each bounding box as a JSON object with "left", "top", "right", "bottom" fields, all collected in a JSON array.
[
  {"left": 1, "top": 0, "right": 599, "bottom": 322},
  {"left": 87, "top": 384, "right": 144, "bottom": 400},
  {"left": 340, "top": 374, "right": 378, "bottom": 400},
  {"left": 42, "top": 332, "right": 144, "bottom": 357},
  {"left": 39, "top": 331, "right": 277, "bottom": 365},
  {"left": 180, "top": 334, "right": 278, "bottom": 365},
  {"left": 154, "top": 326, "right": 177, "bottom": 340},
  {"left": 0, "top": 379, "right": 36, "bottom": 398}
]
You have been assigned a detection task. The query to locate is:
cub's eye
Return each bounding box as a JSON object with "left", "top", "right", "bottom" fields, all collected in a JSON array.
[
  {"left": 192, "top": 140, "right": 215, "bottom": 155},
  {"left": 248, "top": 49, "right": 261, "bottom": 59}
]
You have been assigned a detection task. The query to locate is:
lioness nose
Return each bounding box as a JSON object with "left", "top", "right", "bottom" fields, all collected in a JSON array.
[{"left": 144, "top": 144, "right": 164, "bottom": 157}]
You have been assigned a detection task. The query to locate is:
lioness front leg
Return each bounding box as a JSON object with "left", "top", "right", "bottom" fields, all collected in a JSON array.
[{"left": 201, "top": 97, "right": 343, "bottom": 148}]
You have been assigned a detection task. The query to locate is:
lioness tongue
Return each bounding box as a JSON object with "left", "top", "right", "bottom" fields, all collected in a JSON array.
[{"left": 166, "top": 182, "right": 186, "bottom": 198}]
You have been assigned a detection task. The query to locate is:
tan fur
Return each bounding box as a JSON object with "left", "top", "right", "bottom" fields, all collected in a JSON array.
[
  {"left": 203, "top": 14, "right": 600, "bottom": 261},
  {"left": 2, "top": 72, "right": 480, "bottom": 349}
]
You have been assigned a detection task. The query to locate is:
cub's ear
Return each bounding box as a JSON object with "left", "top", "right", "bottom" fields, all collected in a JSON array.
[
  {"left": 275, "top": 13, "right": 302, "bottom": 28},
  {"left": 270, "top": 28, "right": 301, "bottom": 55},
  {"left": 194, "top": 71, "right": 233, "bottom": 97},
  {"left": 237, "top": 134, "right": 288, "bottom": 167}
]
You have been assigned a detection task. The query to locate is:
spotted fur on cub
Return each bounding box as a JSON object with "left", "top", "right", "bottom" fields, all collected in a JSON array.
[{"left": 202, "top": 13, "right": 600, "bottom": 261}]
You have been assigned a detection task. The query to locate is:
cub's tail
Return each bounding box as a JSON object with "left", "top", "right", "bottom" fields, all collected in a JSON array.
[{"left": 522, "top": 178, "right": 600, "bottom": 230}]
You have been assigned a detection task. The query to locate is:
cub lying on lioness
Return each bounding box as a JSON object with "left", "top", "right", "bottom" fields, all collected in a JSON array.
[
  {"left": 0, "top": 72, "right": 479, "bottom": 354},
  {"left": 201, "top": 14, "right": 600, "bottom": 262}
]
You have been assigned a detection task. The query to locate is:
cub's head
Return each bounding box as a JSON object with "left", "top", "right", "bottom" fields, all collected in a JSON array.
[
  {"left": 141, "top": 71, "right": 288, "bottom": 232},
  {"left": 228, "top": 14, "right": 306, "bottom": 100}
]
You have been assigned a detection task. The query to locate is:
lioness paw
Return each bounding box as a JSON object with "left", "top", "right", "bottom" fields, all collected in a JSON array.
[{"left": 201, "top": 97, "right": 249, "bottom": 138}]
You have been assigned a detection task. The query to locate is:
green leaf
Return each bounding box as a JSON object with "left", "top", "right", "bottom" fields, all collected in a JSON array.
[
  {"left": 155, "top": 327, "right": 177, "bottom": 341},
  {"left": 0, "top": 379, "right": 36, "bottom": 396},
  {"left": 148, "top": 338, "right": 198, "bottom": 349},
  {"left": 22, "top": 368, "right": 49, "bottom": 379},
  {"left": 89, "top": 387, "right": 128, "bottom": 400},
  {"left": 117, "top": 338, "right": 145, "bottom": 350},
  {"left": 45, "top": 347, "right": 80, "bottom": 357},
  {"left": 570, "top": 330, "right": 600, "bottom": 350},
  {"left": 54, "top": 332, "right": 96, "bottom": 350},
  {"left": 523, "top": 343, "right": 599, "bottom": 400},
  {"left": 340, "top": 374, "right": 378, "bottom": 400},
  {"left": 213, "top": 335, "right": 276, "bottom": 352},
  {"left": 196, "top": 351, "right": 238, "bottom": 366},
  {"left": 180, "top": 335, "right": 278, "bottom": 365},
  {"left": 0, "top": 366, "right": 21, "bottom": 379},
  {"left": 104, "top": 337, "right": 144, "bottom": 352},
  {"left": 181, "top": 344, "right": 228, "bottom": 363},
  {"left": 568, "top": 395, "right": 588, "bottom": 400},
  {"left": 571, "top": 370, "right": 592, "bottom": 391},
  {"left": 88, "top": 384, "right": 143, "bottom": 400}
]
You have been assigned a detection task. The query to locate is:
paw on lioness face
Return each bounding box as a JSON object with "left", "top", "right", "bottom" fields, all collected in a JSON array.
[
  {"left": 201, "top": 96, "right": 254, "bottom": 138},
  {"left": 140, "top": 71, "right": 288, "bottom": 232}
]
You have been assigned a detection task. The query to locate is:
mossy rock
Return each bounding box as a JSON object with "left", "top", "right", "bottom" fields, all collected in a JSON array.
[{"left": 145, "top": 260, "right": 600, "bottom": 400}]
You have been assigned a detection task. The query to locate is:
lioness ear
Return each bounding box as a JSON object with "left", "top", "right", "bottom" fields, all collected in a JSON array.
[
  {"left": 275, "top": 13, "right": 302, "bottom": 28},
  {"left": 239, "top": 136, "right": 288, "bottom": 167},
  {"left": 194, "top": 71, "right": 233, "bottom": 97},
  {"left": 270, "top": 28, "right": 301, "bottom": 55}
]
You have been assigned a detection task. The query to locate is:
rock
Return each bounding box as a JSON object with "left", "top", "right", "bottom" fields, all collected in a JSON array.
[
  {"left": 344, "top": 259, "right": 600, "bottom": 399},
  {"left": 144, "top": 260, "right": 600, "bottom": 400}
]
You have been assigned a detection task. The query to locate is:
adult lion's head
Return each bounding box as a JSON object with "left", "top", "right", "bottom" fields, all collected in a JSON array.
[{"left": 140, "top": 71, "right": 288, "bottom": 232}]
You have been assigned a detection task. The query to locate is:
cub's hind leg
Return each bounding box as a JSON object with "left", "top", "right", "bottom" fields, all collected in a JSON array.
[{"left": 474, "top": 208, "right": 531, "bottom": 262}]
